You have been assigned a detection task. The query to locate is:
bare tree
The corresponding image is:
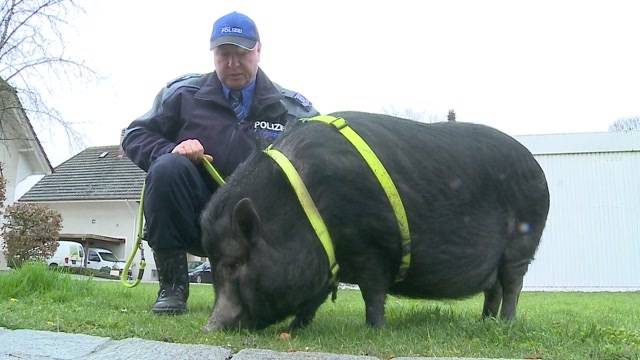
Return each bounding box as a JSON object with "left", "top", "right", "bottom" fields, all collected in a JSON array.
[
  {"left": 382, "top": 105, "right": 443, "bottom": 123},
  {"left": 608, "top": 117, "right": 640, "bottom": 132},
  {"left": 0, "top": 0, "right": 93, "bottom": 146}
]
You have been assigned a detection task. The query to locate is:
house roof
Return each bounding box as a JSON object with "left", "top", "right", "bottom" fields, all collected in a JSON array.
[
  {"left": 0, "top": 77, "right": 53, "bottom": 173},
  {"left": 59, "top": 233, "right": 126, "bottom": 244},
  {"left": 19, "top": 145, "right": 145, "bottom": 201},
  {"left": 515, "top": 130, "right": 640, "bottom": 155}
]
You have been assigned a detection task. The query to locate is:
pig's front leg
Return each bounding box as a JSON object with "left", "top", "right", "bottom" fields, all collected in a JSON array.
[
  {"left": 288, "top": 289, "right": 330, "bottom": 330},
  {"left": 360, "top": 286, "right": 386, "bottom": 327}
]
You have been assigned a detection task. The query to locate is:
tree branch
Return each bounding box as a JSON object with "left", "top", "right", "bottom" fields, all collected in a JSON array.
[
  {"left": 1, "top": 0, "right": 90, "bottom": 155},
  {"left": 0, "top": 0, "right": 55, "bottom": 51},
  {"left": 5, "top": 56, "right": 92, "bottom": 82}
]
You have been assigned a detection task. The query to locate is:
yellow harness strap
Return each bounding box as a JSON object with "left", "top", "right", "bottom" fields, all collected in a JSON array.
[
  {"left": 264, "top": 147, "right": 340, "bottom": 283},
  {"left": 307, "top": 115, "right": 412, "bottom": 282}
]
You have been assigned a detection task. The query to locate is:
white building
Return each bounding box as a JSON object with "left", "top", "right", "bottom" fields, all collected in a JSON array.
[
  {"left": 18, "top": 145, "right": 153, "bottom": 278},
  {"left": 0, "top": 79, "right": 53, "bottom": 269},
  {"left": 519, "top": 131, "right": 640, "bottom": 291}
]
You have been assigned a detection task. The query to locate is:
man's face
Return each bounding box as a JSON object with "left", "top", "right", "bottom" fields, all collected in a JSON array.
[{"left": 213, "top": 43, "right": 261, "bottom": 90}]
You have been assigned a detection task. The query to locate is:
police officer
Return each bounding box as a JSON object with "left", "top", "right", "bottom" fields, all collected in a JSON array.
[{"left": 122, "top": 11, "right": 318, "bottom": 314}]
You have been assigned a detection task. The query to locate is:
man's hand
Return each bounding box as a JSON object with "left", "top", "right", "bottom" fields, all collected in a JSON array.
[{"left": 171, "top": 139, "right": 205, "bottom": 162}]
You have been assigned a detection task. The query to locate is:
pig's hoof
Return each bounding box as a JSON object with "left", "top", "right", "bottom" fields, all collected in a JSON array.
[
  {"left": 201, "top": 323, "right": 220, "bottom": 332},
  {"left": 366, "top": 319, "right": 385, "bottom": 328}
]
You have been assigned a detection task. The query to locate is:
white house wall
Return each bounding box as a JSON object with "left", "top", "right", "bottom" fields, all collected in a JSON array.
[
  {"left": 0, "top": 140, "right": 20, "bottom": 205},
  {"left": 44, "top": 200, "right": 155, "bottom": 280},
  {"left": 0, "top": 143, "right": 19, "bottom": 269},
  {"left": 523, "top": 149, "right": 640, "bottom": 291},
  {"left": 1, "top": 111, "right": 50, "bottom": 204},
  {"left": 1, "top": 113, "right": 51, "bottom": 269}
]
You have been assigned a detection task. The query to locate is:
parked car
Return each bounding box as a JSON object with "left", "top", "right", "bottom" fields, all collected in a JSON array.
[
  {"left": 47, "top": 241, "right": 85, "bottom": 268},
  {"left": 86, "top": 248, "right": 127, "bottom": 277},
  {"left": 188, "top": 260, "right": 205, "bottom": 271},
  {"left": 188, "top": 261, "right": 212, "bottom": 283}
]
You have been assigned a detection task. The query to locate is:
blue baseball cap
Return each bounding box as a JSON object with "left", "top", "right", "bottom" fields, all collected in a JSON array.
[{"left": 210, "top": 12, "right": 260, "bottom": 50}]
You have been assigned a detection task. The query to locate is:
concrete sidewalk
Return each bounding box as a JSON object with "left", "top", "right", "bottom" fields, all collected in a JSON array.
[{"left": 0, "top": 327, "right": 511, "bottom": 360}]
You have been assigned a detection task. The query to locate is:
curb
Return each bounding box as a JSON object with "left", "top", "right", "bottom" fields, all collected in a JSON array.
[{"left": 0, "top": 328, "right": 512, "bottom": 360}]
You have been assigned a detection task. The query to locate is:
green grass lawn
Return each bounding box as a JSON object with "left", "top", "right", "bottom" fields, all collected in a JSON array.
[{"left": 1, "top": 263, "right": 638, "bottom": 359}]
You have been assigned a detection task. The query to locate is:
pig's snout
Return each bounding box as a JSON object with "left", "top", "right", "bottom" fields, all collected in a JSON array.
[{"left": 202, "top": 294, "right": 245, "bottom": 332}]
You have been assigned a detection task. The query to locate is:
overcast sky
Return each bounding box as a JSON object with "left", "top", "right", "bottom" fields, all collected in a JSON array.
[{"left": 38, "top": 0, "right": 640, "bottom": 166}]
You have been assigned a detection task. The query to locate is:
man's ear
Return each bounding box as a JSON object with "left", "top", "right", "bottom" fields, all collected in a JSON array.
[{"left": 232, "top": 198, "right": 263, "bottom": 247}]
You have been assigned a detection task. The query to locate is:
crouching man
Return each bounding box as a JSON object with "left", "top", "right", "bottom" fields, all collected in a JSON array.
[{"left": 121, "top": 11, "right": 317, "bottom": 314}]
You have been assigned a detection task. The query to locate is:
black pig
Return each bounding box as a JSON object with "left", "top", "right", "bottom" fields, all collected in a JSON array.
[{"left": 201, "top": 111, "right": 549, "bottom": 331}]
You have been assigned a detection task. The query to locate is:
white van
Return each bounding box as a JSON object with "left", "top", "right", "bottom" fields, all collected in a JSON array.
[
  {"left": 86, "top": 248, "right": 125, "bottom": 276},
  {"left": 47, "top": 241, "right": 85, "bottom": 267}
]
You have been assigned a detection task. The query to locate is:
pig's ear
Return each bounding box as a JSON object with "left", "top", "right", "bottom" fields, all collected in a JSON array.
[{"left": 232, "top": 198, "right": 263, "bottom": 247}]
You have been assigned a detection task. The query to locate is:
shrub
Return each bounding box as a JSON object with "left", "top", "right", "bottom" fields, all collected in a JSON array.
[{"left": 1, "top": 202, "right": 62, "bottom": 268}]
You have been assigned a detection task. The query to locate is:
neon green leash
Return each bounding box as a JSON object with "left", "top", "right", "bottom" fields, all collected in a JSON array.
[
  {"left": 200, "top": 155, "right": 226, "bottom": 186},
  {"left": 120, "top": 181, "right": 147, "bottom": 287},
  {"left": 122, "top": 157, "right": 226, "bottom": 288}
]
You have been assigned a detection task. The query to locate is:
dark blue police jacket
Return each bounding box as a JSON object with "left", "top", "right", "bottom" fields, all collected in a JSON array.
[{"left": 122, "top": 68, "right": 318, "bottom": 179}]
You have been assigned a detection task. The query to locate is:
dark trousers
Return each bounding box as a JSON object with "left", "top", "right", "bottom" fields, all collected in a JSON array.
[{"left": 143, "top": 153, "right": 216, "bottom": 256}]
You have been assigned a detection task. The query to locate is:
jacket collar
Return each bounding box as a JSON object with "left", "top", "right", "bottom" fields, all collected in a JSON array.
[{"left": 195, "top": 68, "right": 283, "bottom": 111}]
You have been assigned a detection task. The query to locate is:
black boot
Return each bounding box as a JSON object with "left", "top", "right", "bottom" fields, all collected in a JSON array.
[{"left": 152, "top": 249, "right": 189, "bottom": 315}]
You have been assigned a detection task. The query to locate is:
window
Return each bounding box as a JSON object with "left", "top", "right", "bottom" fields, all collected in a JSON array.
[
  {"left": 99, "top": 252, "right": 119, "bottom": 262},
  {"left": 88, "top": 251, "right": 100, "bottom": 262}
]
